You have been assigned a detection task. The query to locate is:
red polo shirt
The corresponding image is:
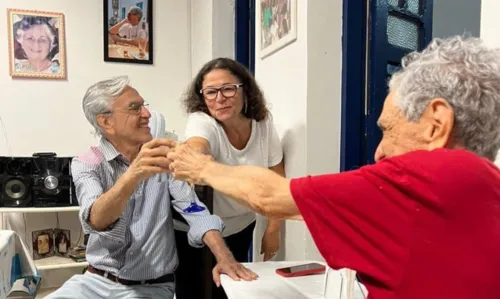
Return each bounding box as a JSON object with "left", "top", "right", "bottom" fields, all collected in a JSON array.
[{"left": 291, "top": 149, "right": 500, "bottom": 299}]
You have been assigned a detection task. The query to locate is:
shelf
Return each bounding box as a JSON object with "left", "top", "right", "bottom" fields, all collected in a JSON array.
[
  {"left": 0, "top": 206, "right": 79, "bottom": 213},
  {"left": 34, "top": 256, "right": 88, "bottom": 270}
]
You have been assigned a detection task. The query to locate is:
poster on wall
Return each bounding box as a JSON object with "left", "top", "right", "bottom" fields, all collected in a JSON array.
[
  {"left": 257, "top": 0, "right": 297, "bottom": 59},
  {"left": 104, "top": 0, "right": 153, "bottom": 64},
  {"left": 7, "top": 9, "right": 67, "bottom": 79}
]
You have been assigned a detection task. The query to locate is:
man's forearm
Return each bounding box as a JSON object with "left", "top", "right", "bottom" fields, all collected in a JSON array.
[
  {"left": 109, "top": 19, "right": 127, "bottom": 35},
  {"left": 203, "top": 230, "right": 233, "bottom": 262},
  {"left": 89, "top": 172, "right": 138, "bottom": 230},
  {"left": 200, "top": 162, "right": 299, "bottom": 219}
]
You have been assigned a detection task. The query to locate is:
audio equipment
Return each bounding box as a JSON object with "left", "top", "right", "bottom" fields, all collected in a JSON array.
[
  {"left": 0, "top": 157, "right": 33, "bottom": 207},
  {"left": 31, "top": 152, "right": 78, "bottom": 207},
  {"left": 0, "top": 153, "right": 77, "bottom": 207}
]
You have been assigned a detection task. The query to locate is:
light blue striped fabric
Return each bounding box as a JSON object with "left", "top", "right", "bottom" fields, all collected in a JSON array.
[{"left": 71, "top": 138, "right": 224, "bottom": 281}]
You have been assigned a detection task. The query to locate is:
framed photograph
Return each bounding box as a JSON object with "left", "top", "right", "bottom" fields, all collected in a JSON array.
[
  {"left": 7, "top": 9, "right": 66, "bottom": 79},
  {"left": 54, "top": 228, "right": 71, "bottom": 257},
  {"left": 257, "top": 0, "right": 297, "bottom": 59},
  {"left": 104, "top": 0, "right": 153, "bottom": 64},
  {"left": 32, "top": 229, "right": 54, "bottom": 260}
]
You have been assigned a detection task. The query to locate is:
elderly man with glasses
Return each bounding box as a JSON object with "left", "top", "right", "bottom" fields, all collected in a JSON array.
[{"left": 46, "top": 76, "right": 257, "bottom": 299}]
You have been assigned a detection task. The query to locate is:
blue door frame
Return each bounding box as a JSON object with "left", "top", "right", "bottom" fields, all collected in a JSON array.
[
  {"left": 341, "top": 0, "right": 434, "bottom": 170},
  {"left": 235, "top": 0, "right": 256, "bottom": 262}
]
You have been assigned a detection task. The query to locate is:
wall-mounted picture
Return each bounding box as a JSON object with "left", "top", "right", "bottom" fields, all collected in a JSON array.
[
  {"left": 104, "top": 0, "right": 153, "bottom": 64},
  {"left": 7, "top": 9, "right": 66, "bottom": 79},
  {"left": 32, "top": 229, "right": 54, "bottom": 260},
  {"left": 257, "top": 0, "right": 297, "bottom": 59},
  {"left": 54, "top": 228, "right": 71, "bottom": 257}
]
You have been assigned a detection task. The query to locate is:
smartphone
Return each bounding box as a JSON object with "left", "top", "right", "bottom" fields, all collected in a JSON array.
[{"left": 275, "top": 262, "right": 326, "bottom": 277}]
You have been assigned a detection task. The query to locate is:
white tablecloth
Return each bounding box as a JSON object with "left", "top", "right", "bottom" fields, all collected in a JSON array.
[
  {"left": 0, "top": 230, "right": 38, "bottom": 299},
  {"left": 221, "top": 261, "right": 327, "bottom": 299},
  {"left": 221, "top": 261, "right": 368, "bottom": 299}
]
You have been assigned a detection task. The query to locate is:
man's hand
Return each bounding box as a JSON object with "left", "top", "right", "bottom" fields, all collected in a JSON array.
[
  {"left": 167, "top": 143, "right": 214, "bottom": 185},
  {"left": 126, "top": 138, "right": 176, "bottom": 183},
  {"left": 261, "top": 228, "right": 280, "bottom": 261},
  {"left": 212, "top": 257, "right": 258, "bottom": 287}
]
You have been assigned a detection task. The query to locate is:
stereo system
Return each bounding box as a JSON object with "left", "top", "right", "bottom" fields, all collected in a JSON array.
[{"left": 0, "top": 153, "right": 78, "bottom": 208}]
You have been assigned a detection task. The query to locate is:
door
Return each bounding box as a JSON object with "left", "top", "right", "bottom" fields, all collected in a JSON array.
[
  {"left": 366, "top": 0, "right": 433, "bottom": 164},
  {"left": 234, "top": 0, "right": 256, "bottom": 262},
  {"left": 341, "top": 0, "right": 433, "bottom": 170}
]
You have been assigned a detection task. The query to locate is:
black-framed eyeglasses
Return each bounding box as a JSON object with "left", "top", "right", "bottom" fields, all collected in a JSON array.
[
  {"left": 200, "top": 84, "right": 243, "bottom": 101},
  {"left": 102, "top": 101, "right": 149, "bottom": 115}
]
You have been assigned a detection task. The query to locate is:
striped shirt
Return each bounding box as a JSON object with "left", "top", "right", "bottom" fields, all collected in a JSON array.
[{"left": 71, "top": 138, "right": 224, "bottom": 280}]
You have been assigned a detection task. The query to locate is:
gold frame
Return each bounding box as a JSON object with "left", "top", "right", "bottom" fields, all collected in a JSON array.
[{"left": 7, "top": 9, "right": 67, "bottom": 79}]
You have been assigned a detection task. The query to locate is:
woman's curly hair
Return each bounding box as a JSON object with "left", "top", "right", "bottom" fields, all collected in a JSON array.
[{"left": 182, "top": 57, "right": 268, "bottom": 121}]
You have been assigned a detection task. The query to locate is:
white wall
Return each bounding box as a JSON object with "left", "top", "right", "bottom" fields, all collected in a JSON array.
[
  {"left": 480, "top": 0, "right": 500, "bottom": 48},
  {"left": 254, "top": 0, "right": 343, "bottom": 261},
  {"left": 0, "top": 0, "right": 192, "bottom": 157},
  {"left": 0, "top": 0, "right": 192, "bottom": 288},
  {"left": 190, "top": 0, "right": 235, "bottom": 79}
]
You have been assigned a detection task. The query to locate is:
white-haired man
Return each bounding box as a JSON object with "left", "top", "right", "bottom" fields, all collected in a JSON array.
[
  {"left": 168, "top": 36, "right": 500, "bottom": 299},
  {"left": 108, "top": 6, "right": 146, "bottom": 46},
  {"left": 46, "top": 76, "right": 256, "bottom": 299}
]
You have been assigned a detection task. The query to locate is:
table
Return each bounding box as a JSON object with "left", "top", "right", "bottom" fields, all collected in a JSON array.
[
  {"left": 221, "top": 261, "right": 325, "bottom": 299},
  {"left": 0, "top": 230, "right": 38, "bottom": 299},
  {"left": 220, "top": 261, "right": 368, "bottom": 299},
  {"left": 108, "top": 44, "right": 149, "bottom": 60}
]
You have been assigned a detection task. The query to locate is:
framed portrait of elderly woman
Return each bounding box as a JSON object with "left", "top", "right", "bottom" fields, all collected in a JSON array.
[
  {"left": 7, "top": 9, "right": 67, "bottom": 79},
  {"left": 103, "top": 0, "right": 154, "bottom": 64}
]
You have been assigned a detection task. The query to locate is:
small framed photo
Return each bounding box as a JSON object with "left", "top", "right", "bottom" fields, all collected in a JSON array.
[
  {"left": 32, "top": 229, "right": 54, "bottom": 260},
  {"left": 103, "top": 0, "right": 153, "bottom": 64},
  {"left": 7, "top": 9, "right": 67, "bottom": 79},
  {"left": 257, "top": 0, "right": 297, "bottom": 59},
  {"left": 54, "top": 228, "right": 71, "bottom": 257}
]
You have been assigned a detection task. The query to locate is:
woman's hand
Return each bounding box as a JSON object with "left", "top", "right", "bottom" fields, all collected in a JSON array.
[{"left": 261, "top": 227, "right": 280, "bottom": 261}]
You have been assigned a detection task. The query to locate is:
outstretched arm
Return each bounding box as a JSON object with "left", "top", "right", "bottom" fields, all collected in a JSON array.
[{"left": 168, "top": 144, "right": 301, "bottom": 220}]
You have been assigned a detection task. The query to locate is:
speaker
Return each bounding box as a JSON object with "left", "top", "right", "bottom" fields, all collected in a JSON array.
[
  {"left": 31, "top": 153, "right": 78, "bottom": 207},
  {"left": 0, "top": 157, "right": 33, "bottom": 207}
]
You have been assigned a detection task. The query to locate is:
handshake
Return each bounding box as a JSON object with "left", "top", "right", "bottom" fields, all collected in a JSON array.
[{"left": 126, "top": 138, "right": 212, "bottom": 185}]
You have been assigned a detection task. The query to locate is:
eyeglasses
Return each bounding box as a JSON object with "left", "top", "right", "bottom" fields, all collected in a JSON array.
[
  {"left": 200, "top": 84, "right": 243, "bottom": 101},
  {"left": 102, "top": 101, "right": 149, "bottom": 115}
]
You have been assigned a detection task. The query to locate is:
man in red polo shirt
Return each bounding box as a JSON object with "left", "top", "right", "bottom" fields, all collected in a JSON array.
[{"left": 167, "top": 35, "right": 500, "bottom": 298}]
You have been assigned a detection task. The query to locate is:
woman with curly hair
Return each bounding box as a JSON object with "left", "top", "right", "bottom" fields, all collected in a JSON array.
[{"left": 174, "top": 57, "right": 285, "bottom": 299}]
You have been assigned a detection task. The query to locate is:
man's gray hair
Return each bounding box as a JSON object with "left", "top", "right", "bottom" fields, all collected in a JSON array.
[
  {"left": 389, "top": 35, "right": 500, "bottom": 161},
  {"left": 128, "top": 6, "right": 143, "bottom": 21},
  {"left": 82, "top": 75, "right": 130, "bottom": 135}
]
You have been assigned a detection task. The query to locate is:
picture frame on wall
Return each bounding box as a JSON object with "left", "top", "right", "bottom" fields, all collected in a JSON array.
[
  {"left": 104, "top": 0, "right": 153, "bottom": 64},
  {"left": 257, "top": 0, "right": 297, "bottom": 59},
  {"left": 7, "top": 9, "right": 67, "bottom": 79}
]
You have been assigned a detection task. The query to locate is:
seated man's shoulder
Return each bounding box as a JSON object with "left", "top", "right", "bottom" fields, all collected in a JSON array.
[
  {"left": 393, "top": 148, "right": 500, "bottom": 184},
  {"left": 72, "top": 146, "right": 106, "bottom": 168}
]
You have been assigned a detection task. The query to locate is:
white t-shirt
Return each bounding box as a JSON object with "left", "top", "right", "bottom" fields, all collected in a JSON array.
[
  {"left": 181, "top": 111, "right": 284, "bottom": 237},
  {"left": 118, "top": 23, "right": 139, "bottom": 40}
]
